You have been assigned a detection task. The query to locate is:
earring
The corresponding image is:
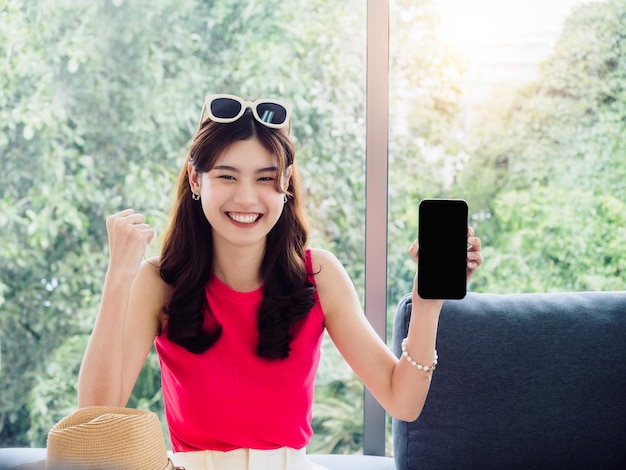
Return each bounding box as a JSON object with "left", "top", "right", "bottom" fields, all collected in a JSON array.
[
  {"left": 192, "top": 192, "right": 200, "bottom": 201},
  {"left": 283, "top": 195, "right": 288, "bottom": 204}
]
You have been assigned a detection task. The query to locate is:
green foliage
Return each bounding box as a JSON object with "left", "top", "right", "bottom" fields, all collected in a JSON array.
[
  {"left": 452, "top": 0, "right": 626, "bottom": 293},
  {"left": 25, "top": 335, "right": 88, "bottom": 446},
  {"left": 387, "top": 0, "right": 468, "bottom": 304},
  {"left": 310, "top": 375, "right": 364, "bottom": 454},
  {"left": 0, "top": 0, "right": 369, "bottom": 450},
  {"left": 0, "top": 0, "right": 200, "bottom": 445},
  {"left": 472, "top": 187, "right": 626, "bottom": 293}
]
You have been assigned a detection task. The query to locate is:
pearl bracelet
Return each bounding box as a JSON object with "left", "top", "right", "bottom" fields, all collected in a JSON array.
[{"left": 401, "top": 338, "right": 438, "bottom": 374}]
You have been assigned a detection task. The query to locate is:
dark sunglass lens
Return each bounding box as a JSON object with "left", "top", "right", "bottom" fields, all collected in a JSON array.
[
  {"left": 257, "top": 103, "right": 287, "bottom": 125},
  {"left": 210, "top": 98, "right": 242, "bottom": 119}
]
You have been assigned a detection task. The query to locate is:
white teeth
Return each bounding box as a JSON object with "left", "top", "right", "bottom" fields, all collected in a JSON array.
[{"left": 229, "top": 213, "right": 259, "bottom": 224}]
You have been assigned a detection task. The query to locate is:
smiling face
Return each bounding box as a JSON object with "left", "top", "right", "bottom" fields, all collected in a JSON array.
[{"left": 188, "top": 137, "right": 291, "bottom": 251}]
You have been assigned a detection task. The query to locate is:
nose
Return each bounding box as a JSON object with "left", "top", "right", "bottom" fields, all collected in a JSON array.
[{"left": 232, "top": 179, "right": 258, "bottom": 206}]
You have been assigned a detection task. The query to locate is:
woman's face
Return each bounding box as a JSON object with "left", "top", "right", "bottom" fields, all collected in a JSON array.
[{"left": 189, "top": 137, "right": 291, "bottom": 250}]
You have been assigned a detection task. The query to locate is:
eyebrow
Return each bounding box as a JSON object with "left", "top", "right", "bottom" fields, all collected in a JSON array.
[{"left": 212, "top": 165, "right": 278, "bottom": 173}]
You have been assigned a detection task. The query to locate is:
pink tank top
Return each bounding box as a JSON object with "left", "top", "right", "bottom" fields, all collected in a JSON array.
[{"left": 155, "top": 250, "right": 325, "bottom": 452}]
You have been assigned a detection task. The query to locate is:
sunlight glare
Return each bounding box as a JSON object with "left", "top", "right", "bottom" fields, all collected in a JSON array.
[{"left": 435, "top": 0, "right": 592, "bottom": 82}]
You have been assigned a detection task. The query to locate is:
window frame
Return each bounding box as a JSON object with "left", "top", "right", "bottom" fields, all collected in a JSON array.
[{"left": 363, "top": 0, "right": 390, "bottom": 456}]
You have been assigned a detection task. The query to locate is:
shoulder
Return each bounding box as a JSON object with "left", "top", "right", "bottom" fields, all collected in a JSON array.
[
  {"left": 308, "top": 248, "right": 344, "bottom": 277},
  {"left": 308, "top": 248, "right": 360, "bottom": 317},
  {"left": 134, "top": 256, "right": 170, "bottom": 316},
  {"left": 137, "top": 256, "right": 166, "bottom": 287}
]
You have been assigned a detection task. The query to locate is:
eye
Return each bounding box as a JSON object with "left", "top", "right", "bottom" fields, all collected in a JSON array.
[
  {"left": 217, "top": 174, "right": 236, "bottom": 180},
  {"left": 258, "top": 176, "right": 275, "bottom": 182}
]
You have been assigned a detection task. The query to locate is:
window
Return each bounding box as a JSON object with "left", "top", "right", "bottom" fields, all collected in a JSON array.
[{"left": 2, "top": 0, "right": 623, "bottom": 457}]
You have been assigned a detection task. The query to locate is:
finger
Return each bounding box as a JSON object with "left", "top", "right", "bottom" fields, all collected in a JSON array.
[
  {"left": 467, "top": 252, "right": 483, "bottom": 269},
  {"left": 108, "top": 208, "right": 134, "bottom": 216},
  {"left": 107, "top": 209, "right": 140, "bottom": 228},
  {"left": 107, "top": 210, "right": 130, "bottom": 228},
  {"left": 132, "top": 223, "right": 152, "bottom": 232},
  {"left": 124, "top": 213, "right": 146, "bottom": 224},
  {"left": 110, "top": 208, "right": 135, "bottom": 220},
  {"left": 467, "top": 236, "right": 481, "bottom": 252},
  {"left": 468, "top": 226, "right": 475, "bottom": 237},
  {"left": 126, "top": 223, "right": 154, "bottom": 243},
  {"left": 408, "top": 239, "right": 419, "bottom": 260},
  {"left": 139, "top": 228, "right": 156, "bottom": 244},
  {"left": 111, "top": 214, "right": 146, "bottom": 232}
]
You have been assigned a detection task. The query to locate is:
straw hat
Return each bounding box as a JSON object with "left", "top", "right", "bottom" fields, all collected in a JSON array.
[{"left": 44, "top": 406, "right": 183, "bottom": 469}]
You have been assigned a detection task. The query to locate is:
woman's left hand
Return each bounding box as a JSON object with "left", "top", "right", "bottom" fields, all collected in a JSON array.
[{"left": 408, "top": 226, "right": 483, "bottom": 297}]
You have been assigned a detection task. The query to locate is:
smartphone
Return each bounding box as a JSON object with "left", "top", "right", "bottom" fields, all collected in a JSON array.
[{"left": 417, "top": 198, "right": 468, "bottom": 299}]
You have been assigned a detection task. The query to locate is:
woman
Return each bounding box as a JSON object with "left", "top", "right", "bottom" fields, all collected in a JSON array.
[{"left": 77, "top": 94, "right": 483, "bottom": 469}]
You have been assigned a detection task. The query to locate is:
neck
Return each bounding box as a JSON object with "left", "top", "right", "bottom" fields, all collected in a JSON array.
[{"left": 212, "top": 239, "right": 265, "bottom": 292}]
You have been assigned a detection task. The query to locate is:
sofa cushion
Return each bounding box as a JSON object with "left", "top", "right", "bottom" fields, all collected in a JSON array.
[{"left": 392, "top": 291, "right": 626, "bottom": 470}]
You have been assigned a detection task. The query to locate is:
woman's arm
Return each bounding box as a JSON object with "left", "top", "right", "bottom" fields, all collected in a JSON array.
[
  {"left": 316, "top": 229, "right": 482, "bottom": 422},
  {"left": 77, "top": 210, "right": 163, "bottom": 408}
]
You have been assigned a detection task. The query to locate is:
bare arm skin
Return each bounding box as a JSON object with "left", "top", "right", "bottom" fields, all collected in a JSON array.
[
  {"left": 316, "top": 229, "right": 482, "bottom": 422},
  {"left": 77, "top": 209, "right": 164, "bottom": 408}
]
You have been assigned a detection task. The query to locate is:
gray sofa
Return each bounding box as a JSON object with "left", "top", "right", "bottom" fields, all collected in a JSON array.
[
  {"left": 3, "top": 290, "right": 625, "bottom": 469},
  {"left": 393, "top": 291, "right": 626, "bottom": 470}
]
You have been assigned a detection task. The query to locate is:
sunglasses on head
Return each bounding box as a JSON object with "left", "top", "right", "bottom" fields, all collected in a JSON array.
[{"left": 198, "top": 94, "right": 292, "bottom": 131}]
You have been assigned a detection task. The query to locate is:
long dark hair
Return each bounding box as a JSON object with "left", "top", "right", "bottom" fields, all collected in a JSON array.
[{"left": 159, "top": 110, "right": 316, "bottom": 359}]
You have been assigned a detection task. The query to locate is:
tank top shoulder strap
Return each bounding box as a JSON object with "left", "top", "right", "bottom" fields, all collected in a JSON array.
[{"left": 304, "top": 248, "right": 316, "bottom": 286}]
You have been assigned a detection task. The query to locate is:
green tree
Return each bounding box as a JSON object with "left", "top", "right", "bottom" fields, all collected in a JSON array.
[
  {"left": 454, "top": 0, "right": 626, "bottom": 292},
  {"left": 1, "top": 0, "right": 371, "bottom": 450},
  {"left": 472, "top": 186, "right": 626, "bottom": 293},
  {"left": 387, "top": 0, "right": 468, "bottom": 304},
  {"left": 0, "top": 0, "right": 199, "bottom": 445}
]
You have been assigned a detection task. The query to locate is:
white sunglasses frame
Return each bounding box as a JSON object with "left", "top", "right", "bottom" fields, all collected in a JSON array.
[{"left": 198, "top": 93, "right": 292, "bottom": 131}]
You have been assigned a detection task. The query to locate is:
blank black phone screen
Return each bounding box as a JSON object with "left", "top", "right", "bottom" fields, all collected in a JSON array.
[{"left": 417, "top": 199, "right": 468, "bottom": 299}]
